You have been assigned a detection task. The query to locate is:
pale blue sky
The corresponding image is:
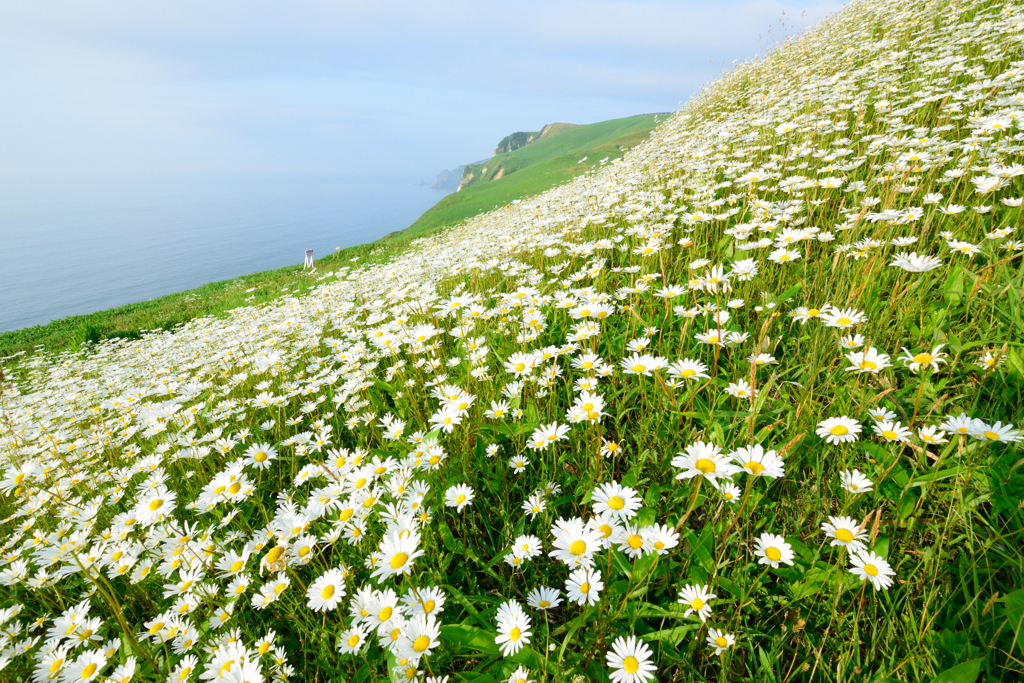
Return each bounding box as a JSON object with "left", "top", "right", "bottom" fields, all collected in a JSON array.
[{"left": 0, "top": 0, "right": 839, "bottom": 186}]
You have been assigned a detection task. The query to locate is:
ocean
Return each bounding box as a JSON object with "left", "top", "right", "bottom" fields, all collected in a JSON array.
[{"left": 0, "top": 178, "right": 451, "bottom": 333}]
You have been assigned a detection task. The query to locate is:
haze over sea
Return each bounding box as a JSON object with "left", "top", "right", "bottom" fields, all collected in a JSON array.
[{"left": 0, "top": 177, "right": 450, "bottom": 333}]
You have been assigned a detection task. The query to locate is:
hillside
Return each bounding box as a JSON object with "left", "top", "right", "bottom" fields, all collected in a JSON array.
[
  {"left": 402, "top": 113, "right": 664, "bottom": 239},
  {"left": 1, "top": 1, "right": 1023, "bottom": 682}
]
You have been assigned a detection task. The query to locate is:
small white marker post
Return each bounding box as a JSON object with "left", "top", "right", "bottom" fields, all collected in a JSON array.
[{"left": 303, "top": 249, "right": 314, "bottom": 270}]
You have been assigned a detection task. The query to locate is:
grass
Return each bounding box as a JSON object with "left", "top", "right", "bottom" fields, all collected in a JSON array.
[
  {"left": 0, "top": 1, "right": 1023, "bottom": 682},
  {"left": 403, "top": 114, "right": 663, "bottom": 236}
]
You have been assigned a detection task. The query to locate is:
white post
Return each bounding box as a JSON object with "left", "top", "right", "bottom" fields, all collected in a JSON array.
[{"left": 304, "top": 249, "right": 314, "bottom": 270}]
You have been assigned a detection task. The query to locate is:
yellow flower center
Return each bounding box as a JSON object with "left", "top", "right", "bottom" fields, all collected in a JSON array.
[
  {"left": 765, "top": 547, "right": 782, "bottom": 561},
  {"left": 695, "top": 458, "right": 716, "bottom": 474},
  {"left": 81, "top": 663, "right": 97, "bottom": 678},
  {"left": 413, "top": 635, "right": 431, "bottom": 653},
  {"left": 837, "top": 317, "right": 852, "bottom": 326},
  {"left": 379, "top": 606, "right": 393, "bottom": 621},
  {"left": 607, "top": 496, "right": 625, "bottom": 510},
  {"left": 715, "top": 636, "right": 728, "bottom": 648},
  {"left": 624, "top": 656, "right": 640, "bottom": 674},
  {"left": 835, "top": 529, "right": 854, "bottom": 543},
  {"left": 569, "top": 540, "right": 587, "bottom": 555},
  {"left": 691, "top": 598, "right": 704, "bottom": 610},
  {"left": 859, "top": 361, "right": 877, "bottom": 370},
  {"left": 509, "top": 627, "right": 522, "bottom": 641},
  {"left": 347, "top": 634, "right": 360, "bottom": 647},
  {"left": 631, "top": 364, "right": 646, "bottom": 373},
  {"left": 984, "top": 431, "right": 1000, "bottom": 440},
  {"left": 913, "top": 353, "right": 933, "bottom": 364},
  {"left": 830, "top": 425, "right": 849, "bottom": 436},
  {"left": 230, "top": 560, "right": 244, "bottom": 573},
  {"left": 321, "top": 585, "right": 335, "bottom": 600},
  {"left": 254, "top": 452, "right": 267, "bottom": 462},
  {"left": 680, "top": 369, "right": 695, "bottom": 378},
  {"left": 745, "top": 461, "right": 765, "bottom": 475},
  {"left": 390, "top": 552, "right": 409, "bottom": 569},
  {"left": 148, "top": 499, "right": 163, "bottom": 511},
  {"left": 423, "top": 600, "right": 435, "bottom": 613},
  {"left": 864, "top": 564, "right": 879, "bottom": 577},
  {"left": 882, "top": 430, "right": 898, "bottom": 440},
  {"left": 455, "top": 494, "right": 466, "bottom": 504},
  {"left": 628, "top": 534, "right": 644, "bottom": 549},
  {"left": 50, "top": 659, "right": 64, "bottom": 674},
  {"left": 514, "top": 363, "right": 526, "bottom": 372},
  {"left": 706, "top": 336, "right": 720, "bottom": 344},
  {"left": 580, "top": 582, "right": 591, "bottom": 593}
]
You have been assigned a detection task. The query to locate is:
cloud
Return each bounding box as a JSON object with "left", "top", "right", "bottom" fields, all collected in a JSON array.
[{"left": 0, "top": 0, "right": 840, "bottom": 180}]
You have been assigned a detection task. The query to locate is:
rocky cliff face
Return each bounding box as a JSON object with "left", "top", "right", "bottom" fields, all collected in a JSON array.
[{"left": 493, "top": 130, "right": 539, "bottom": 155}]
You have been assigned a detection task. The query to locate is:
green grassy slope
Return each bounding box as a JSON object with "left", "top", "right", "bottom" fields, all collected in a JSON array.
[{"left": 400, "top": 113, "right": 664, "bottom": 238}]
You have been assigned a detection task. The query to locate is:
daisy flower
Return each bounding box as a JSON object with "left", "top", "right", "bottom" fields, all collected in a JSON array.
[
  {"left": 668, "top": 358, "right": 710, "bottom": 382},
  {"left": 899, "top": 345, "right": 947, "bottom": 372},
  {"left": 754, "top": 533, "right": 794, "bottom": 568},
  {"left": 720, "top": 483, "right": 742, "bottom": 503},
  {"left": 549, "top": 517, "right": 602, "bottom": 568},
  {"left": 371, "top": 530, "right": 424, "bottom": 582},
  {"left": 974, "top": 421, "right": 1023, "bottom": 443},
  {"left": 816, "top": 416, "right": 861, "bottom": 444},
  {"left": 565, "top": 567, "right": 603, "bottom": 606},
  {"left": 61, "top": 650, "right": 106, "bottom": 682},
  {"left": 840, "top": 469, "right": 873, "bottom": 494},
  {"left": 606, "top": 635, "right": 656, "bottom": 683},
  {"left": 642, "top": 524, "right": 679, "bottom": 555},
  {"left": 494, "top": 601, "right": 531, "bottom": 657},
  {"left": 706, "top": 628, "right": 735, "bottom": 656},
  {"left": 918, "top": 425, "right": 948, "bottom": 445},
  {"left": 620, "top": 353, "right": 668, "bottom": 376},
  {"left": 526, "top": 586, "right": 562, "bottom": 611},
  {"left": 845, "top": 348, "right": 891, "bottom": 374},
  {"left": 591, "top": 480, "right": 642, "bottom": 520},
  {"left": 821, "top": 307, "right": 866, "bottom": 328},
  {"left": 849, "top": 551, "right": 895, "bottom": 591},
  {"left": 821, "top": 516, "right": 868, "bottom": 553},
  {"left": 730, "top": 444, "right": 785, "bottom": 479},
  {"left": 306, "top": 568, "right": 346, "bottom": 612},
  {"left": 338, "top": 625, "right": 368, "bottom": 654},
  {"left": 874, "top": 420, "right": 912, "bottom": 443},
  {"left": 243, "top": 443, "right": 278, "bottom": 470},
  {"left": 396, "top": 614, "right": 440, "bottom": 661},
  {"left": 677, "top": 584, "right": 716, "bottom": 622},
  {"left": 445, "top": 484, "right": 475, "bottom": 512},
  {"left": 671, "top": 441, "right": 738, "bottom": 489}
]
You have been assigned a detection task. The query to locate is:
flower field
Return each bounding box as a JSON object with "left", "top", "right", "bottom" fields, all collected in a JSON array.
[{"left": 2, "top": 0, "right": 1024, "bottom": 681}]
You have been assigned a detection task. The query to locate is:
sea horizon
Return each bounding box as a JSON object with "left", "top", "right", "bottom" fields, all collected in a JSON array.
[{"left": 0, "top": 176, "right": 452, "bottom": 333}]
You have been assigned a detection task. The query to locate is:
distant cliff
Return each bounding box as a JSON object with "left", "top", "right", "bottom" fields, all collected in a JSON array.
[{"left": 430, "top": 166, "right": 465, "bottom": 190}]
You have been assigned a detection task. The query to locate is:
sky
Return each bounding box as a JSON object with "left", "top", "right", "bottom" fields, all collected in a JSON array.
[{"left": 0, "top": 0, "right": 840, "bottom": 190}]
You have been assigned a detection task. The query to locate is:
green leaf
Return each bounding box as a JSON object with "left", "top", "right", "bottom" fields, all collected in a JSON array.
[
  {"left": 1004, "top": 588, "right": 1024, "bottom": 654},
  {"left": 758, "top": 646, "right": 778, "bottom": 683},
  {"left": 440, "top": 624, "right": 500, "bottom": 656},
  {"left": 688, "top": 527, "right": 715, "bottom": 572},
  {"left": 438, "top": 523, "right": 457, "bottom": 553},
  {"left": 929, "top": 658, "right": 982, "bottom": 683},
  {"left": 641, "top": 623, "right": 697, "bottom": 645}
]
